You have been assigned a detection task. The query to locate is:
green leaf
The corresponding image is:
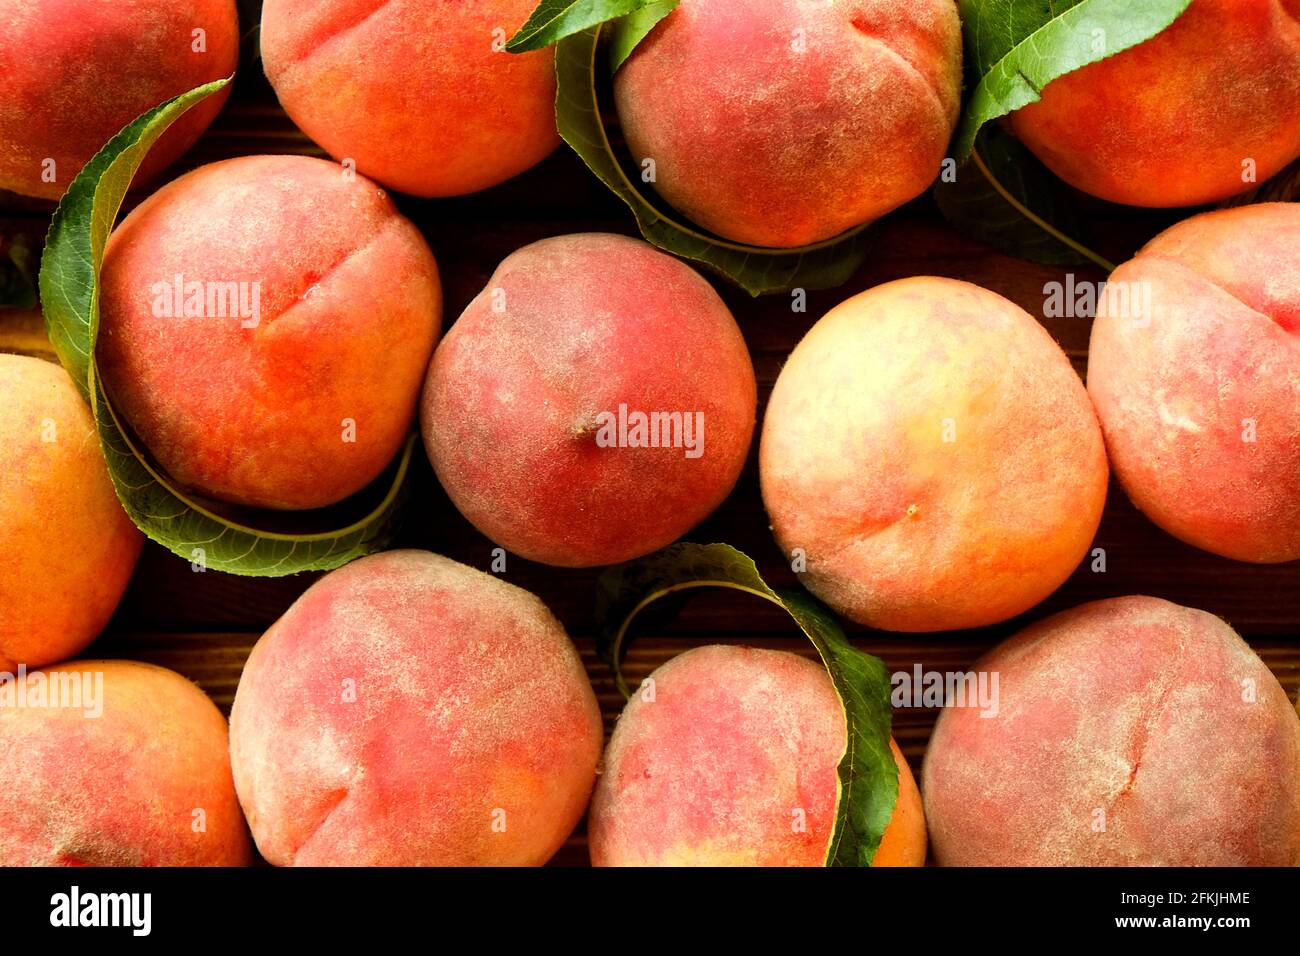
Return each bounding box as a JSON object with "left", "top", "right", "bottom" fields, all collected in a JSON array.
[
  {"left": 556, "top": 26, "right": 872, "bottom": 296},
  {"left": 607, "top": 0, "right": 677, "bottom": 71},
  {"left": 95, "top": 406, "right": 416, "bottom": 576},
  {"left": 38, "top": 78, "right": 414, "bottom": 576},
  {"left": 595, "top": 542, "right": 898, "bottom": 867},
  {"left": 0, "top": 232, "right": 38, "bottom": 308},
  {"left": 934, "top": 125, "right": 1114, "bottom": 270},
  {"left": 507, "top": 0, "right": 672, "bottom": 53},
  {"left": 954, "top": 0, "right": 1192, "bottom": 161}
]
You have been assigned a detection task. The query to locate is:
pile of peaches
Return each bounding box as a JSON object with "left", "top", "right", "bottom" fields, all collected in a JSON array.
[{"left": 1, "top": 0, "right": 1299, "bottom": 867}]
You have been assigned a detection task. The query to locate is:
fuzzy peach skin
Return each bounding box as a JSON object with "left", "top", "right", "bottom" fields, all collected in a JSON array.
[
  {"left": 0, "top": 0, "right": 238, "bottom": 200},
  {"left": 98, "top": 155, "right": 441, "bottom": 510},
  {"left": 1006, "top": 0, "right": 1300, "bottom": 207},
  {"left": 589, "top": 645, "right": 925, "bottom": 866},
  {"left": 261, "top": 0, "right": 559, "bottom": 198},
  {"left": 923, "top": 597, "right": 1300, "bottom": 866},
  {"left": 761, "top": 277, "right": 1108, "bottom": 632},
  {"left": 0, "top": 355, "right": 142, "bottom": 671},
  {"left": 0, "top": 660, "right": 251, "bottom": 866},
  {"left": 229, "top": 550, "right": 603, "bottom": 866},
  {"left": 421, "top": 233, "right": 756, "bottom": 568},
  {"left": 613, "top": 0, "right": 962, "bottom": 248},
  {"left": 1088, "top": 204, "right": 1300, "bottom": 563}
]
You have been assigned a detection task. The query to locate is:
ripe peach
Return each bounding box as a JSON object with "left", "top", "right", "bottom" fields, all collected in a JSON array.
[
  {"left": 1087, "top": 203, "right": 1300, "bottom": 563},
  {"left": 1006, "top": 0, "right": 1300, "bottom": 207},
  {"left": 0, "top": 354, "right": 142, "bottom": 671},
  {"left": 229, "top": 550, "right": 603, "bottom": 866},
  {"left": 0, "top": 0, "right": 238, "bottom": 200},
  {"left": 760, "top": 277, "right": 1108, "bottom": 632},
  {"left": 923, "top": 597, "right": 1300, "bottom": 866},
  {"left": 589, "top": 645, "right": 925, "bottom": 866},
  {"left": 613, "top": 0, "right": 962, "bottom": 247},
  {"left": 98, "top": 155, "right": 442, "bottom": 511},
  {"left": 261, "top": 0, "right": 559, "bottom": 197},
  {"left": 0, "top": 660, "right": 251, "bottom": 866},
  {"left": 421, "top": 233, "right": 756, "bottom": 568}
]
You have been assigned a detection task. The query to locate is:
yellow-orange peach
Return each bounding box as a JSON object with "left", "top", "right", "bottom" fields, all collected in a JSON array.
[
  {"left": 589, "top": 645, "right": 925, "bottom": 866},
  {"left": 761, "top": 277, "right": 1108, "bottom": 632},
  {"left": 0, "top": 354, "right": 142, "bottom": 670}
]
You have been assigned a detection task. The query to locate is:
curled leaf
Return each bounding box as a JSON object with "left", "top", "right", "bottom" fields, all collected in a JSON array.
[{"left": 595, "top": 542, "right": 898, "bottom": 867}]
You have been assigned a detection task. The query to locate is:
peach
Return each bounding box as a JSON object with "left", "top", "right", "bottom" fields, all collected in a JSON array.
[
  {"left": 1006, "top": 0, "right": 1300, "bottom": 207},
  {"left": 229, "top": 550, "right": 603, "bottom": 866},
  {"left": 98, "top": 155, "right": 442, "bottom": 511},
  {"left": 1087, "top": 203, "right": 1300, "bottom": 563},
  {"left": 613, "top": 0, "right": 962, "bottom": 247},
  {"left": 0, "top": 660, "right": 251, "bottom": 865},
  {"left": 589, "top": 645, "right": 925, "bottom": 866},
  {"left": 421, "top": 233, "right": 756, "bottom": 568},
  {"left": 0, "top": 354, "right": 142, "bottom": 671},
  {"left": 923, "top": 596, "right": 1300, "bottom": 866},
  {"left": 261, "top": 0, "right": 559, "bottom": 197},
  {"left": 0, "top": 0, "right": 238, "bottom": 200},
  {"left": 760, "top": 277, "right": 1108, "bottom": 632}
]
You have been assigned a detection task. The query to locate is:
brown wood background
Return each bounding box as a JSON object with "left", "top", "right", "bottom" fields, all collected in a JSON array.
[{"left": 3, "top": 69, "right": 1298, "bottom": 867}]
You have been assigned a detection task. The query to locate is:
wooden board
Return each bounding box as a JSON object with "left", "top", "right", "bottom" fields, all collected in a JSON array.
[{"left": 4, "top": 75, "right": 1298, "bottom": 868}]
